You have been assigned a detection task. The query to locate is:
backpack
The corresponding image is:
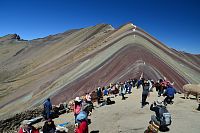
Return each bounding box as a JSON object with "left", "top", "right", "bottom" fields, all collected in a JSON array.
[
  {"left": 76, "top": 111, "right": 87, "bottom": 122},
  {"left": 158, "top": 106, "right": 171, "bottom": 126}
]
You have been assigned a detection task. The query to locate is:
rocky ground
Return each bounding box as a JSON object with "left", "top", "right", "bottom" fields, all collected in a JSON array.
[{"left": 0, "top": 107, "right": 43, "bottom": 132}]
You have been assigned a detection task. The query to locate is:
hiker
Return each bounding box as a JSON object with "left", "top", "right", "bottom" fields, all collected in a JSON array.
[
  {"left": 141, "top": 80, "right": 150, "bottom": 108},
  {"left": 137, "top": 78, "right": 144, "bottom": 89},
  {"left": 110, "top": 84, "right": 116, "bottom": 95},
  {"left": 149, "top": 79, "right": 154, "bottom": 92},
  {"left": 85, "top": 93, "right": 93, "bottom": 110},
  {"left": 103, "top": 87, "right": 109, "bottom": 96},
  {"left": 43, "top": 98, "right": 52, "bottom": 119},
  {"left": 74, "top": 97, "right": 82, "bottom": 123},
  {"left": 150, "top": 100, "right": 171, "bottom": 128},
  {"left": 124, "top": 82, "right": 128, "bottom": 93},
  {"left": 75, "top": 111, "right": 89, "bottom": 133},
  {"left": 42, "top": 119, "right": 56, "bottom": 133},
  {"left": 127, "top": 81, "right": 132, "bottom": 94},
  {"left": 121, "top": 82, "right": 126, "bottom": 100},
  {"left": 85, "top": 93, "right": 92, "bottom": 104},
  {"left": 97, "top": 87, "right": 102, "bottom": 104},
  {"left": 133, "top": 78, "right": 138, "bottom": 88},
  {"left": 18, "top": 120, "right": 39, "bottom": 133},
  {"left": 159, "top": 82, "right": 167, "bottom": 96},
  {"left": 154, "top": 81, "right": 162, "bottom": 97},
  {"left": 163, "top": 83, "right": 176, "bottom": 105}
]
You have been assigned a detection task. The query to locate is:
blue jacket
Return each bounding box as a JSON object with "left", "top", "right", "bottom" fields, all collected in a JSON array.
[
  {"left": 44, "top": 99, "right": 52, "bottom": 112},
  {"left": 165, "top": 87, "right": 176, "bottom": 97},
  {"left": 76, "top": 111, "right": 88, "bottom": 124}
]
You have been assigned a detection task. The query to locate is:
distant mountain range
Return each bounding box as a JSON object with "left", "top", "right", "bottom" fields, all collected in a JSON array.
[{"left": 0, "top": 23, "right": 199, "bottom": 120}]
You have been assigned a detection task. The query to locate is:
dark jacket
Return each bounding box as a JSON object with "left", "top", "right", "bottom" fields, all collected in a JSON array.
[
  {"left": 142, "top": 83, "right": 150, "bottom": 95},
  {"left": 150, "top": 104, "right": 162, "bottom": 119},
  {"left": 43, "top": 121, "right": 56, "bottom": 133}
]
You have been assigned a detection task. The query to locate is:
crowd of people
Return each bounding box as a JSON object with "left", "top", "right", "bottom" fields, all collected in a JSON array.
[{"left": 18, "top": 76, "right": 178, "bottom": 133}]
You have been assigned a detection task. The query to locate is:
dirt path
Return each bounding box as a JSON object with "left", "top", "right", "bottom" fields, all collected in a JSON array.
[{"left": 35, "top": 87, "right": 200, "bottom": 133}]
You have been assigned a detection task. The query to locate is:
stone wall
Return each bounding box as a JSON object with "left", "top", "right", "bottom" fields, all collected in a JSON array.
[{"left": 0, "top": 107, "right": 43, "bottom": 133}]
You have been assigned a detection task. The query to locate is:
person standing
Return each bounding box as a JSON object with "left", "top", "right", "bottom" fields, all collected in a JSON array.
[
  {"left": 141, "top": 80, "right": 150, "bottom": 108},
  {"left": 74, "top": 97, "right": 82, "bottom": 123},
  {"left": 121, "top": 82, "right": 126, "bottom": 100},
  {"left": 97, "top": 87, "right": 102, "bottom": 104},
  {"left": 43, "top": 98, "right": 52, "bottom": 119}
]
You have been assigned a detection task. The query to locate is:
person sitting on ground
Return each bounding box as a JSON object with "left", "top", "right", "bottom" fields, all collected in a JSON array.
[
  {"left": 163, "top": 83, "right": 176, "bottom": 105},
  {"left": 42, "top": 119, "right": 56, "bottom": 133},
  {"left": 43, "top": 98, "right": 52, "bottom": 120},
  {"left": 141, "top": 80, "right": 150, "bottom": 108},
  {"left": 106, "top": 97, "right": 115, "bottom": 105},
  {"left": 74, "top": 97, "right": 82, "bottom": 123},
  {"left": 18, "top": 120, "right": 39, "bottom": 133}
]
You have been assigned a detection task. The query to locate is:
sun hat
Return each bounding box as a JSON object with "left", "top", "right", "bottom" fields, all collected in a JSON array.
[
  {"left": 156, "top": 99, "right": 163, "bottom": 106},
  {"left": 74, "top": 97, "right": 81, "bottom": 102}
]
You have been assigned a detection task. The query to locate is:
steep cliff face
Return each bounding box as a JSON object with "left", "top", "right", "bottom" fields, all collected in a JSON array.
[{"left": 0, "top": 23, "right": 199, "bottom": 120}]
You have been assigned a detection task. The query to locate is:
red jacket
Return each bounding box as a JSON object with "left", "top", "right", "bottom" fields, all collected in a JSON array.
[
  {"left": 74, "top": 104, "right": 82, "bottom": 115},
  {"left": 75, "top": 120, "right": 88, "bottom": 133},
  {"left": 18, "top": 127, "right": 39, "bottom": 133}
]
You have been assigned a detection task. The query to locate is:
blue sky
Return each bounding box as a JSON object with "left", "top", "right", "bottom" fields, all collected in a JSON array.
[{"left": 0, "top": 0, "right": 199, "bottom": 54}]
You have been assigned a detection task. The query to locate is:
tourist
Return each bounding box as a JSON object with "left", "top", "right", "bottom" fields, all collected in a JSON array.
[
  {"left": 97, "top": 87, "right": 102, "bottom": 104},
  {"left": 163, "top": 83, "right": 176, "bottom": 105},
  {"left": 42, "top": 119, "right": 56, "bottom": 133},
  {"left": 18, "top": 120, "right": 39, "bottom": 133},
  {"left": 43, "top": 98, "right": 52, "bottom": 119},
  {"left": 121, "top": 82, "right": 126, "bottom": 100},
  {"left": 141, "top": 80, "right": 150, "bottom": 108},
  {"left": 75, "top": 111, "right": 88, "bottom": 133},
  {"left": 150, "top": 100, "right": 171, "bottom": 129},
  {"left": 74, "top": 97, "right": 82, "bottom": 123}
]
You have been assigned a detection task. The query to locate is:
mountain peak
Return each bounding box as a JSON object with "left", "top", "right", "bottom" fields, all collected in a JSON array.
[{"left": 0, "top": 34, "right": 21, "bottom": 42}]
